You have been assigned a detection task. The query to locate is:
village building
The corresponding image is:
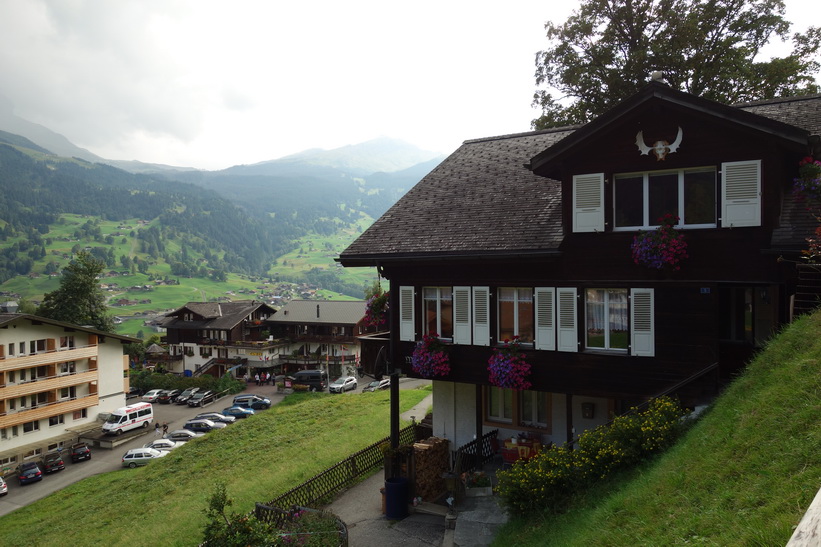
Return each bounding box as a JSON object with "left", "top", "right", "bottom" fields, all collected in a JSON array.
[{"left": 0, "top": 314, "right": 137, "bottom": 472}]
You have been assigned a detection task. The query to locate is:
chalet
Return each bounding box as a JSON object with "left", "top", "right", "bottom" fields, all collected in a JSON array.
[
  {"left": 338, "top": 81, "right": 821, "bottom": 449},
  {"left": 267, "top": 299, "right": 370, "bottom": 377},
  {"left": 158, "top": 300, "right": 279, "bottom": 377}
]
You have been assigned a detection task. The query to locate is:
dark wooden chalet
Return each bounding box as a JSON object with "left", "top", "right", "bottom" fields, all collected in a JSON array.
[
  {"left": 159, "top": 300, "right": 278, "bottom": 377},
  {"left": 338, "top": 81, "right": 821, "bottom": 448}
]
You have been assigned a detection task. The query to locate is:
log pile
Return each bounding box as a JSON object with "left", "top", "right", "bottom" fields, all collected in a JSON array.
[{"left": 412, "top": 436, "right": 450, "bottom": 501}]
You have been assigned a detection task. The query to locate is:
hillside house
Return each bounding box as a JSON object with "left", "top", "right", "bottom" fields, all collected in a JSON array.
[
  {"left": 158, "top": 300, "right": 279, "bottom": 378},
  {"left": 0, "top": 315, "right": 137, "bottom": 473},
  {"left": 267, "top": 299, "right": 370, "bottom": 377},
  {"left": 338, "top": 81, "right": 821, "bottom": 449}
]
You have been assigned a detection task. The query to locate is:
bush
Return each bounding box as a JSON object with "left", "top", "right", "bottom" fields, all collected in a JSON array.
[{"left": 497, "top": 397, "right": 687, "bottom": 515}]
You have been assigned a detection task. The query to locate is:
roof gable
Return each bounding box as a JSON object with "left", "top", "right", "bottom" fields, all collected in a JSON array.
[{"left": 528, "top": 81, "right": 810, "bottom": 177}]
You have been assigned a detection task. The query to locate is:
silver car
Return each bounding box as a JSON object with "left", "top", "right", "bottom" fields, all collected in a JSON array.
[
  {"left": 329, "top": 376, "right": 357, "bottom": 393},
  {"left": 122, "top": 448, "right": 167, "bottom": 468}
]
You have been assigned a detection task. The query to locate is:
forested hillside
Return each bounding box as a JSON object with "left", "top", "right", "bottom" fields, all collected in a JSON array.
[{"left": 0, "top": 133, "right": 439, "bottom": 304}]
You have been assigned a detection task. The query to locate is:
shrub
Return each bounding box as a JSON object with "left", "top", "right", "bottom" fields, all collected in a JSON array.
[{"left": 497, "top": 396, "right": 687, "bottom": 515}]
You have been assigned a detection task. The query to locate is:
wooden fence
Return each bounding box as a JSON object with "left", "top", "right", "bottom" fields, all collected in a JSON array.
[{"left": 265, "top": 423, "right": 422, "bottom": 509}]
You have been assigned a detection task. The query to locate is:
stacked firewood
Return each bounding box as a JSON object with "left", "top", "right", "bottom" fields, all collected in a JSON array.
[{"left": 412, "top": 436, "right": 450, "bottom": 501}]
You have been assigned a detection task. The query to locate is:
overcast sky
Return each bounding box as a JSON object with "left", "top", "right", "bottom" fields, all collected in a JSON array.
[{"left": 0, "top": 0, "right": 817, "bottom": 170}]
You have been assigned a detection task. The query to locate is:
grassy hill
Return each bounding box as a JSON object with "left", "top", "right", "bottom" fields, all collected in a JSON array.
[
  {"left": 496, "top": 309, "right": 821, "bottom": 546},
  {"left": 0, "top": 388, "right": 431, "bottom": 546}
]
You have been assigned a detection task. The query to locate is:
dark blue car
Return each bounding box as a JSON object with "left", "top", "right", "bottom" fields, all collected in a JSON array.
[
  {"left": 18, "top": 461, "right": 43, "bottom": 485},
  {"left": 222, "top": 406, "right": 255, "bottom": 418}
]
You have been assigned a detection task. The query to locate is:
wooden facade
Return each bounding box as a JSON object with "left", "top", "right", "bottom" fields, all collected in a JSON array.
[{"left": 340, "top": 82, "right": 821, "bottom": 447}]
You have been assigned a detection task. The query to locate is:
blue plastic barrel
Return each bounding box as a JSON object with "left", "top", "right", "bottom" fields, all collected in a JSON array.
[{"left": 384, "top": 477, "right": 409, "bottom": 519}]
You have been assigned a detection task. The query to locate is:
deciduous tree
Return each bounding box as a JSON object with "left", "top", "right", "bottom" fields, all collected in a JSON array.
[
  {"left": 533, "top": 0, "right": 821, "bottom": 128},
  {"left": 38, "top": 251, "right": 115, "bottom": 332}
]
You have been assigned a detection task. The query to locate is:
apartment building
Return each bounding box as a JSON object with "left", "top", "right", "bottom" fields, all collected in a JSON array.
[{"left": 0, "top": 313, "right": 137, "bottom": 475}]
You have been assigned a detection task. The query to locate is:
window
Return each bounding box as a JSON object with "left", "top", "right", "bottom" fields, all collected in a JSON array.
[
  {"left": 23, "top": 420, "right": 40, "bottom": 433},
  {"left": 520, "top": 390, "right": 549, "bottom": 428},
  {"left": 60, "top": 387, "right": 76, "bottom": 399},
  {"left": 8, "top": 343, "right": 14, "bottom": 356},
  {"left": 498, "top": 288, "right": 534, "bottom": 344},
  {"left": 49, "top": 415, "right": 65, "bottom": 427},
  {"left": 60, "top": 336, "right": 75, "bottom": 349},
  {"left": 487, "top": 387, "right": 513, "bottom": 423},
  {"left": 8, "top": 370, "right": 14, "bottom": 383},
  {"left": 614, "top": 167, "right": 716, "bottom": 229},
  {"left": 73, "top": 409, "right": 87, "bottom": 420},
  {"left": 423, "top": 287, "right": 453, "bottom": 340},
  {"left": 585, "top": 289, "right": 629, "bottom": 351}
]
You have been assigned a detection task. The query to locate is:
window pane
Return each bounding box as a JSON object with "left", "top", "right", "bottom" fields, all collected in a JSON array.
[
  {"left": 503, "top": 389, "right": 513, "bottom": 419},
  {"left": 608, "top": 289, "right": 628, "bottom": 350},
  {"left": 518, "top": 295, "right": 534, "bottom": 343},
  {"left": 498, "top": 289, "right": 515, "bottom": 341},
  {"left": 586, "top": 289, "right": 605, "bottom": 349},
  {"left": 648, "top": 173, "right": 679, "bottom": 224},
  {"left": 439, "top": 291, "right": 453, "bottom": 339},
  {"left": 615, "top": 175, "right": 643, "bottom": 227},
  {"left": 684, "top": 169, "right": 716, "bottom": 225}
]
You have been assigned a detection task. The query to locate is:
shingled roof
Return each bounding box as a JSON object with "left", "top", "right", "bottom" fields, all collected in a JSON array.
[
  {"left": 338, "top": 127, "right": 571, "bottom": 265},
  {"left": 268, "top": 299, "right": 366, "bottom": 325},
  {"left": 159, "top": 300, "right": 274, "bottom": 330},
  {"left": 338, "top": 89, "right": 821, "bottom": 265}
]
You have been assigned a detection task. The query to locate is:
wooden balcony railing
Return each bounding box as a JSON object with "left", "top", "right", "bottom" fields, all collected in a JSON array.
[
  {"left": 0, "top": 395, "right": 99, "bottom": 429},
  {"left": 0, "top": 345, "right": 98, "bottom": 372}
]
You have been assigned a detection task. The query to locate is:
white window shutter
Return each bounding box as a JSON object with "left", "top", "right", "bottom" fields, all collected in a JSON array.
[
  {"left": 630, "top": 288, "right": 654, "bottom": 356},
  {"left": 399, "top": 286, "right": 415, "bottom": 342},
  {"left": 534, "top": 287, "right": 556, "bottom": 351},
  {"left": 721, "top": 160, "right": 761, "bottom": 227},
  {"left": 557, "top": 287, "right": 578, "bottom": 352},
  {"left": 472, "top": 286, "right": 490, "bottom": 346},
  {"left": 573, "top": 173, "right": 605, "bottom": 233},
  {"left": 453, "top": 286, "right": 471, "bottom": 345}
]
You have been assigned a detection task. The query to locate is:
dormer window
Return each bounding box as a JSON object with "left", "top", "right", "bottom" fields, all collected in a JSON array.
[{"left": 614, "top": 167, "right": 716, "bottom": 230}]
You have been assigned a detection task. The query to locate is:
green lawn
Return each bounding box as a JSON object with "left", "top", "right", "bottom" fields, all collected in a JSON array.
[
  {"left": 0, "top": 388, "right": 431, "bottom": 547},
  {"left": 494, "top": 310, "right": 821, "bottom": 546}
]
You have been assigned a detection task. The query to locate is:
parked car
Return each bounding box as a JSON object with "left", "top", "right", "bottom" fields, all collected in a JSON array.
[
  {"left": 121, "top": 448, "right": 168, "bottom": 468},
  {"left": 17, "top": 461, "right": 43, "bottom": 485},
  {"left": 362, "top": 378, "right": 390, "bottom": 392},
  {"left": 0, "top": 476, "right": 7, "bottom": 496},
  {"left": 166, "top": 429, "right": 204, "bottom": 443},
  {"left": 143, "top": 439, "right": 179, "bottom": 452},
  {"left": 125, "top": 387, "right": 142, "bottom": 399},
  {"left": 141, "top": 389, "right": 164, "bottom": 402},
  {"left": 329, "top": 376, "right": 358, "bottom": 393},
  {"left": 157, "top": 389, "right": 181, "bottom": 404},
  {"left": 175, "top": 387, "right": 200, "bottom": 405},
  {"left": 187, "top": 390, "right": 216, "bottom": 407},
  {"left": 183, "top": 418, "right": 227, "bottom": 433},
  {"left": 195, "top": 412, "right": 236, "bottom": 424},
  {"left": 41, "top": 452, "right": 65, "bottom": 473},
  {"left": 291, "top": 369, "right": 328, "bottom": 392},
  {"left": 232, "top": 394, "right": 271, "bottom": 410},
  {"left": 70, "top": 442, "right": 91, "bottom": 463},
  {"left": 222, "top": 406, "right": 255, "bottom": 419}
]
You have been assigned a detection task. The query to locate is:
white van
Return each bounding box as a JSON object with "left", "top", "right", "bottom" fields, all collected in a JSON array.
[{"left": 102, "top": 402, "right": 154, "bottom": 435}]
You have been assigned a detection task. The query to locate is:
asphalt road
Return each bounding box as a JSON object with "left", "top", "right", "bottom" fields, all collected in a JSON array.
[{"left": 0, "top": 375, "right": 428, "bottom": 517}]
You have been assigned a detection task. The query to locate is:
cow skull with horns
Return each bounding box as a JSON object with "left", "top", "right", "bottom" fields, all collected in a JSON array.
[{"left": 635, "top": 127, "right": 683, "bottom": 161}]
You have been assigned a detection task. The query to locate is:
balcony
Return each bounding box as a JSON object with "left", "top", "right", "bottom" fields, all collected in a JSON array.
[
  {"left": 1, "top": 370, "right": 98, "bottom": 399},
  {"left": 0, "top": 345, "right": 98, "bottom": 373},
  {"left": 0, "top": 395, "right": 99, "bottom": 429}
]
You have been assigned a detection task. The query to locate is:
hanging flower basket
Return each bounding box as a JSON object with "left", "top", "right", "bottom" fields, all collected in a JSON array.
[
  {"left": 631, "top": 214, "right": 688, "bottom": 270},
  {"left": 364, "top": 289, "right": 390, "bottom": 328},
  {"left": 411, "top": 333, "right": 450, "bottom": 378},
  {"left": 487, "top": 336, "right": 532, "bottom": 390},
  {"left": 792, "top": 156, "right": 821, "bottom": 206}
]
